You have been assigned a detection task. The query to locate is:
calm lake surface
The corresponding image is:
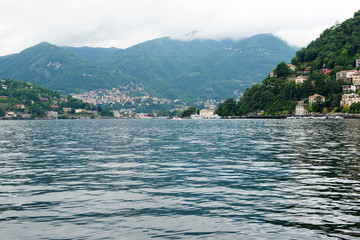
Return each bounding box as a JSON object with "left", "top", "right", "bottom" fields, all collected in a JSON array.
[{"left": 0, "top": 119, "right": 359, "bottom": 239}]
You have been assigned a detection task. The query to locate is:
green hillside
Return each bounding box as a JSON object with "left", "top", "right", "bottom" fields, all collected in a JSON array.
[
  {"left": 0, "top": 43, "right": 135, "bottom": 93},
  {"left": 174, "top": 34, "right": 298, "bottom": 100},
  {"left": 292, "top": 10, "right": 360, "bottom": 71},
  {"left": 0, "top": 78, "right": 112, "bottom": 119},
  {"left": 216, "top": 10, "right": 360, "bottom": 116},
  {"left": 99, "top": 37, "right": 229, "bottom": 99}
]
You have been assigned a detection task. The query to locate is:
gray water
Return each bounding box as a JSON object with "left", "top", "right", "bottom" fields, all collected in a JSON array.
[{"left": 0, "top": 119, "right": 359, "bottom": 239}]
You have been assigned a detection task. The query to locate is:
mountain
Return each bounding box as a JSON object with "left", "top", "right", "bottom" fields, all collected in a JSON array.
[
  {"left": 98, "top": 37, "right": 230, "bottom": 99},
  {"left": 95, "top": 35, "right": 297, "bottom": 100},
  {"left": 62, "top": 46, "right": 120, "bottom": 63},
  {"left": 216, "top": 10, "right": 360, "bottom": 116},
  {"left": 0, "top": 34, "right": 298, "bottom": 102},
  {"left": 0, "top": 43, "right": 135, "bottom": 93},
  {"left": 173, "top": 34, "right": 298, "bottom": 100}
]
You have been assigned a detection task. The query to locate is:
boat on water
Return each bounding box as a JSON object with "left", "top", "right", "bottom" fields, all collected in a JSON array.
[{"left": 190, "top": 114, "right": 201, "bottom": 119}]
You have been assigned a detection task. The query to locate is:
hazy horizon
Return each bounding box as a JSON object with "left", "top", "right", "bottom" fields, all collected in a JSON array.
[{"left": 0, "top": 0, "right": 359, "bottom": 56}]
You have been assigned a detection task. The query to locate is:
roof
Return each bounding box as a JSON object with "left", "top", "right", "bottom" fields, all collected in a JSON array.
[{"left": 309, "top": 94, "right": 325, "bottom": 99}]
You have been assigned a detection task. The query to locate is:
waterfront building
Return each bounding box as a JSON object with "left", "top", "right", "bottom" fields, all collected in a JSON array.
[
  {"left": 46, "top": 111, "right": 58, "bottom": 119},
  {"left": 199, "top": 109, "right": 215, "bottom": 118},
  {"left": 340, "top": 94, "right": 360, "bottom": 106},
  {"left": 295, "top": 101, "right": 309, "bottom": 116}
]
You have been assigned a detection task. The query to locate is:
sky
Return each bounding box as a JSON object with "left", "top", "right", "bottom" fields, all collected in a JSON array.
[{"left": 0, "top": 0, "right": 359, "bottom": 56}]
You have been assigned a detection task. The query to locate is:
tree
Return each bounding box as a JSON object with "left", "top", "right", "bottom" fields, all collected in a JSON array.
[
  {"left": 181, "top": 107, "right": 196, "bottom": 118},
  {"left": 217, "top": 98, "right": 238, "bottom": 116},
  {"left": 312, "top": 103, "right": 323, "bottom": 113},
  {"left": 274, "top": 62, "right": 293, "bottom": 78}
]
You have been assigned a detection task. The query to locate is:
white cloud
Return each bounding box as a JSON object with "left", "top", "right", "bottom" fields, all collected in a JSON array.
[{"left": 0, "top": 0, "right": 359, "bottom": 55}]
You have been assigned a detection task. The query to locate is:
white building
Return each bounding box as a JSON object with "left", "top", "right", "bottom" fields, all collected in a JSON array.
[
  {"left": 75, "top": 109, "right": 87, "bottom": 114},
  {"left": 295, "top": 75, "right": 308, "bottom": 84},
  {"left": 353, "top": 71, "right": 360, "bottom": 85},
  {"left": 288, "top": 64, "right": 296, "bottom": 71},
  {"left": 343, "top": 85, "right": 358, "bottom": 94},
  {"left": 295, "top": 101, "right": 309, "bottom": 116},
  {"left": 340, "top": 94, "right": 360, "bottom": 106},
  {"left": 336, "top": 70, "right": 357, "bottom": 82},
  {"left": 5, "top": 111, "right": 16, "bottom": 118},
  {"left": 46, "top": 111, "right": 58, "bottom": 119},
  {"left": 199, "top": 109, "right": 215, "bottom": 118},
  {"left": 309, "top": 94, "right": 325, "bottom": 106}
]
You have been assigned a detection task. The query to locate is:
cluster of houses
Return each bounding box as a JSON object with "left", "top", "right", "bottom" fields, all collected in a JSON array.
[
  {"left": 278, "top": 58, "right": 360, "bottom": 115},
  {"left": 337, "top": 59, "right": 360, "bottom": 107}
]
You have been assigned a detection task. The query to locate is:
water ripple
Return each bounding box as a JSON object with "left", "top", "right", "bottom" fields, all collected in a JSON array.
[{"left": 0, "top": 119, "right": 359, "bottom": 239}]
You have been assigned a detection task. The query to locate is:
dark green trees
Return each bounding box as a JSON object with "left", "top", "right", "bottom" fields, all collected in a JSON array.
[
  {"left": 181, "top": 107, "right": 196, "bottom": 118},
  {"left": 215, "top": 98, "right": 237, "bottom": 116},
  {"left": 274, "top": 62, "right": 293, "bottom": 78}
]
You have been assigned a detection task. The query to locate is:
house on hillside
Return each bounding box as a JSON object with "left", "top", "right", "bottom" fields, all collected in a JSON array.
[
  {"left": 288, "top": 64, "right": 296, "bottom": 71},
  {"left": 304, "top": 66, "right": 311, "bottom": 73},
  {"left": 340, "top": 94, "right": 360, "bottom": 106},
  {"left": 269, "top": 70, "right": 277, "bottom": 78},
  {"left": 320, "top": 68, "right": 331, "bottom": 75},
  {"left": 343, "top": 85, "right": 358, "bottom": 94},
  {"left": 5, "top": 112, "right": 16, "bottom": 118},
  {"left": 336, "top": 70, "right": 348, "bottom": 80},
  {"left": 15, "top": 104, "right": 25, "bottom": 109},
  {"left": 309, "top": 94, "right": 325, "bottom": 106},
  {"left": 63, "top": 107, "right": 71, "bottom": 113},
  {"left": 295, "top": 75, "right": 308, "bottom": 84},
  {"left": 352, "top": 71, "right": 360, "bottom": 85},
  {"left": 75, "top": 109, "right": 87, "bottom": 114},
  {"left": 336, "top": 70, "right": 357, "bottom": 83},
  {"left": 356, "top": 57, "right": 360, "bottom": 68}
]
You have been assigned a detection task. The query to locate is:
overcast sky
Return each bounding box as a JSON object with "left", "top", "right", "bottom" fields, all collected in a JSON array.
[{"left": 0, "top": 0, "right": 359, "bottom": 56}]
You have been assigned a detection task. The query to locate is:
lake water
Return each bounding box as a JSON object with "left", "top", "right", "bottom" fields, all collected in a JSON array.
[{"left": 0, "top": 119, "right": 359, "bottom": 239}]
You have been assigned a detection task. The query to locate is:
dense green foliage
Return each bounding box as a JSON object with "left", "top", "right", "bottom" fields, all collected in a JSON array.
[
  {"left": 0, "top": 79, "right": 110, "bottom": 118},
  {"left": 181, "top": 107, "right": 197, "bottom": 118},
  {"left": 236, "top": 72, "right": 344, "bottom": 115},
  {"left": 274, "top": 62, "right": 293, "bottom": 78},
  {"left": 291, "top": 10, "right": 360, "bottom": 71},
  {"left": 217, "top": 10, "right": 360, "bottom": 116}
]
